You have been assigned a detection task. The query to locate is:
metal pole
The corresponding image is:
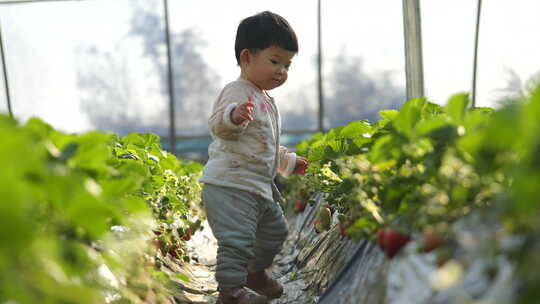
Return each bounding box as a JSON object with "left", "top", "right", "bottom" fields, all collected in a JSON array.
[
  {"left": 0, "top": 23, "right": 13, "bottom": 118},
  {"left": 163, "top": 0, "right": 177, "bottom": 155},
  {"left": 471, "top": 0, "right": 482, "bottom": 108},
  {"left": 402, "top": 0, "right": 425, "bottom": 101},
  {"left": 317, "top": 0, "right": 324, "bottom": 132}
]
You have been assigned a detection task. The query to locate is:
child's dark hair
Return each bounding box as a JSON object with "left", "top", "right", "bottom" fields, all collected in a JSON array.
[{"left": 235, "top": 11, "right": 298, "bottom": 65}]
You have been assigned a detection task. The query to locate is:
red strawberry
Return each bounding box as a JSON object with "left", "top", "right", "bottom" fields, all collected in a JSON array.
[
  {"left": 168, "top": 248, "right": 179, "bottom": 258},
  {"left": 376, "top": 228, "right": 411, "bottom": 259},
  {"left": 181, "top": 230, "right": 192, "bottom": 241},
  {"left": 294, "top": 201, "right": 307, "bottom": 213}
]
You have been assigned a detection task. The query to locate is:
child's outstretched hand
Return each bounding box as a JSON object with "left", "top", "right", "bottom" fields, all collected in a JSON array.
[
  {"left": 293, "top": 156, "right": 309, "bottom": 175},
  {"left": 231, "top": 99, "right": 255, "bottom": 125}
]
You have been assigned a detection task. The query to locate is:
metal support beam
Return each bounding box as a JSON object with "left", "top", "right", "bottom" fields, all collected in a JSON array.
[
  {"left": 317, "top": 0, "right": 324, "bottom": 132},
  {"left": 471, "top": 0, "right": 482, "bottom": 108},
  {"left": 163, "top": 0, "right": 177, "bottom": 155},
  {"left": 402, "top": 0, "right": 425, "bottom": 101},
  {"left": 0, "top": 22, "right": 13, "bottom": 118}
]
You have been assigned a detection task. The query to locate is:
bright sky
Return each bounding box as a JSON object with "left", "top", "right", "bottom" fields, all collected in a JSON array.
[{"left": 0, "top": 0, "right": 539, "bottom": 133}]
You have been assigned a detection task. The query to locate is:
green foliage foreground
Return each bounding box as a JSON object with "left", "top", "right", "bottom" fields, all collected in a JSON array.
[
  {"left": 284, "top": 86, "right": 540, "bottom": 302},
  {"left": 0, "top": 116, "right": 203, "bottom": 303}
]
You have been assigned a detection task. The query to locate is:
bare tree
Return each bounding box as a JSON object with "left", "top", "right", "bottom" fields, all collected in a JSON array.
[
  {"left": 325, "top": 53, "right": 405, "bottom": 128},
  {"left": 279, "top": 52, "right": 405, "bottom": 132},
  {"left": 494, "top": 67, "right": 540, "bottom": 106},
  {"left": 77, "top": 0, "right": 219, "bottom": 136},
  {"left": 281, "top": 86, "right": 317, "bottom": 131}
]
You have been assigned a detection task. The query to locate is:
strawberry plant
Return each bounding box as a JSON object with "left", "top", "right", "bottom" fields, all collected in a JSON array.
[
  {"left": 0, "top": 115, "right": 203, "bottom": 303},
  {"left": 286, "top": 94, "right": 498, "bottom": 238},
  {"left": 112, "top": 132, "right": 203, "bottom": 261},
  {"left": 282, "top": 85, "right": 540, "bottom": 303}
]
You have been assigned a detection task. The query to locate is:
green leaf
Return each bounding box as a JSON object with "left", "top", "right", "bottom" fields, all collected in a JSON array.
[
  {"left": 444, "top": 93, "right": 469, "bottom": 123},
  {"left": 416, "top": 116, "right": 451, "bottom": 136},
  {"left": 422, "top": 101, "right": 444, "bottom": 118},
  {"left": 296, "top": 140, "right": 309, "bottom": 155},
  {"left": 350, "top": 217, "right": 377, "bottom": 232},
  {"left": 327, "top": 139, "right": 343, "bottom": 153},
  {"left": 402, "top": 138, "right": 434, "bottom": 159},
  {"left": 122, "top": 196, "right": 150, "bottom": 215},
  {"left": 457, "top": 131, "right": 484, "bottom": 155},
  {"left": 369, "top": 134, "right": 404, "bottom": 164},
  {"left": 308, "top": 146, "right": 326, "bottom": 162},
  {"left": 122, "top": 132, "right": 145, "bottom": 147},
  {"left": 24, "top": 117, "right": 54, "bottom": 139},
  {"left": 339, "top": 121, "right": 373, "bottom": 139},
  {"left": 174, "top": 273, "right": 191, "bottom": 282},
  {"left": 351, "top": 137, "right": 372, "bottom": 149},
  {"left": 482, "top": 104, "right": 521, "bottom": 151},
  {"left": 65, "top": 191, "right": 112, "bottom": 238},
  {"left": 379, "top": 109, "right": 399, "bottom": 120},
  {"left": 140, "top": 133, "right": 161, "bottom": 147},
  {"left": 463, "top": 107, "right": 492, "bottom": 132},
  {"left": 59, "top": 142, "right": 79, "bottom": 161},
  {"left": 393, "top": 97, "right": 426, "bottom": 137},
  {"left": 0, "top": 113, "right": 17, "bottom": 127},
  {"left": 323, "top": 145, "right": 339, "bottom": 160},
  {"left": 0, "top": 177, "right": 35, "bottom": 253},
  {"left": 69, "top": 132, "right": 113, "bottom": 172},
  {"left": 325, "top": 126, "right": 343, "bottom": 141}
]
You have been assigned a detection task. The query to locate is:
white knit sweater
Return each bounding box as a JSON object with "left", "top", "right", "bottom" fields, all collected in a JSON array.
[{"left": 200, "top": 78, "right": 297, "bottom": 202}]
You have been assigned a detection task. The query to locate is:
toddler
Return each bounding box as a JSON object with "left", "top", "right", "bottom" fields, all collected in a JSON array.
[{"left": 200, "top": 10, "right": 308, "bottom": 304}]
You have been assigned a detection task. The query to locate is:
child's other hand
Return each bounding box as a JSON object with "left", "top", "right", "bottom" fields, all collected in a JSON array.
[
  {"left": 231, "top": 99, "right": 255, "bottom": 125},
  {"left": 293, "top": 157, "right": 308, "bottom": 175}
]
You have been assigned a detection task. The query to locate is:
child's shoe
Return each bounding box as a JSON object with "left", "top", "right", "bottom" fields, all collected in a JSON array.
[
  {"left": 217, "top": 287, "right": 268, "bottom": 304},
  {"left": 246, "top": 270, "right": 284, "bottom": 299}
]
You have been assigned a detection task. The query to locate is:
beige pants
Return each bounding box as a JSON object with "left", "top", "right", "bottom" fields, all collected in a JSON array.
[{"left": 202, "top": 183, "right": 289, "bottom": 290}]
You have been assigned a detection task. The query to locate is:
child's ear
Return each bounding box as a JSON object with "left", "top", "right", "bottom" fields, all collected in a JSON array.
[{"left": 239, "top": 49, "right": 251, "bottom": 66}]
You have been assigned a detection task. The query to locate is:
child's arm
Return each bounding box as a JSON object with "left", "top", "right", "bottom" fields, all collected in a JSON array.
[
  {"left": 277, "top": 146, "right": 308, "bottom": 176},
  {"left": 208, "top": 85, "right": 252, "bottom": 140}
]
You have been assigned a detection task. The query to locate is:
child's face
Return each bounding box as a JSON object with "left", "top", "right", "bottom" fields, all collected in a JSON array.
[{"left": 243, "top": 46, "right": 295, "bottom": 91}]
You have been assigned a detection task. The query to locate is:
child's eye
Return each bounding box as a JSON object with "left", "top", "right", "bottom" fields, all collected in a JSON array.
[{"left": 270, "top": 60, "right": 278, "bottom": 65}]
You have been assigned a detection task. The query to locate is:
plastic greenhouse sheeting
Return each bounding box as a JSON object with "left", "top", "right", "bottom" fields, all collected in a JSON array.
[
  {"left": 173, "top": 192, "right": 516, "bottom": 304},
  {"left": 287, "top": 195, "right": 516, "bottom": 304}
]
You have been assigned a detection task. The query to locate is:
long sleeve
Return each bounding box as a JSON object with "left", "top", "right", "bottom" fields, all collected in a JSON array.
[
  {"left": 201, "top": 78, "right": 294, "bottom": 203},
  {"left": 208, "top": 83, "right": 250, "bottom": 140},
  {"left": 278, "top": 145, "right": 296, "bottom": 177}
]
